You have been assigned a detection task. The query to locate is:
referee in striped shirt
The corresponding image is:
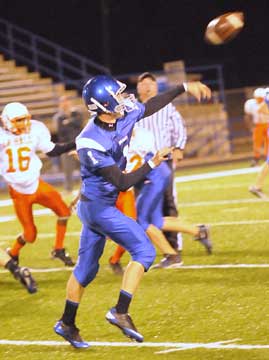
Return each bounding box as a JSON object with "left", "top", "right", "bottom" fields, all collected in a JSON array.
[{"left": 135, "top": 72, "right": 187, "bottom": 266}]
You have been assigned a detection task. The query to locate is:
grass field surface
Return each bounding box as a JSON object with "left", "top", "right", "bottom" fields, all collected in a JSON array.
[{"left": 0, "top": 161, "right": 269, "bottom": 360}]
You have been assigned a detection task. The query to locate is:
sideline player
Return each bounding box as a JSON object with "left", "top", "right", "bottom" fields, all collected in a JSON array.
[
  {"left": 0, "top": 247, "right": 37, "bottom": 293},
  {"left": 0, "top": 102, "right": 75, "bottom": 266},
  {"left": 54, "top": 74, "right": 211, "bottom": 348},
  {"left": 244, "top": 88, "right": 269, "bottom": 166}
]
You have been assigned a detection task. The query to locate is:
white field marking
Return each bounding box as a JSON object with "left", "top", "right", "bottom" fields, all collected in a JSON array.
[
  {"left": 0, "top": 231, "right": 81, "bottom": 241},
  {"left": 176, "top": 182, "right": 251, "bottom": 191},
  {"left": 175, "top": 166, "right": 261, "bottom": 183},
  {"left": 180, "top": 198, "right": 268, "bottom": 207},
  {"left": 1, "top": 217, "right": 269, "bottom": 241},
  {"left": 2, "top": 263, "right": 269, "bottom": 275},
  {"left": 0, "top": 208, "right": 53, "bottom": 223},
  {"left": 212, "top": 219, "right": 269, "bottom": 226},
  {"left": 155, "top": 339, "right": 269, "bottom": 354},
  {"left": 0, "top": 199, "right": 12, "bottom": 207},
  {"left": 0, "top": 267, "right": 73, "bottom": 274},
  {"left": 1, "top": 338, "right": 269, "bottom": 351},
  {"left": 0, "top": 199, "right": 266, "bottom": 224}
]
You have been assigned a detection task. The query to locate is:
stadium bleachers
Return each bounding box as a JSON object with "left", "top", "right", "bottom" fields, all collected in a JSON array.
[{"left": 0, "top": 54, "right": 85, "bottom": 134}]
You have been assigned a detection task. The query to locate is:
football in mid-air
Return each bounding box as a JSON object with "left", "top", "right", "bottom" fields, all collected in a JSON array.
[{"left": 204, "top": 12, "right": 244, "bottom": 45}]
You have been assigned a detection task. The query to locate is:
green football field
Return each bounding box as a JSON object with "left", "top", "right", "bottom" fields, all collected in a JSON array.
[{"left": 0, "top": 160, "right": 269, "bottom": 360}]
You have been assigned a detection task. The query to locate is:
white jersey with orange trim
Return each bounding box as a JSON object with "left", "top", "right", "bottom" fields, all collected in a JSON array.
[
  {"left": 125, "top": 127, "right": 156, "bottom": 173},
  {"left": 244, "top": 99, "right": 269, "bottom": 124},
  {"left": 0, "top": 120, "right": 55, "bottom": 194}
]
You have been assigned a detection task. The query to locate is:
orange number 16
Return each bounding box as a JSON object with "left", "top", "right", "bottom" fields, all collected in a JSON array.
[{"left": 5, "top": 147, "right": 31, "bottom": 173}]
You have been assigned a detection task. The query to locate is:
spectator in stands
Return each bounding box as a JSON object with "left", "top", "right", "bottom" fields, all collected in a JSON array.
[
  {"left": 244, "top": 88, "right": 269, "bottom": 167},
  {"left": 53, "top": 96, "right": 84, "bottom": 193}
]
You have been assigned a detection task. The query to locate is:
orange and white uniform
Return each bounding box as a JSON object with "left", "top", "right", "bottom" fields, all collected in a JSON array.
[
  {"left": 244, "top": 88, "right": 269, "bottom": 160},
  {"left": 0, "top": 120, "right": 70, "bottom": 245}
]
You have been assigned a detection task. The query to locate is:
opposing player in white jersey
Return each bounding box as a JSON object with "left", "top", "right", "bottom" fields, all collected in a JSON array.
[{"left": 0, "top": 102, "right": 75, "bottom": 267}]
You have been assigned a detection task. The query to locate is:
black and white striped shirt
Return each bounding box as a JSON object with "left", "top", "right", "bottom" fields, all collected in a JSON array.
[{"left": 135, "top": 103, "right": 187, "bottom": 151}]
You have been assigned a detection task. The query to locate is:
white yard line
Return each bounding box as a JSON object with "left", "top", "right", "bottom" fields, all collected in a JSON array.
[
  {"left": 0, "top": 231, "right": 81, "bottom": 240},
  {"left": 0, "top": 338, "right": 268, "bottom": 351},
  {"left": 175, "top": 166, "right": 260, "bottom": 183},
  {"left": 180, "top": 198, "right": 268, "bottom": 207},
  {"left": 2, "top": 263, "right": 269, "bottom": 275},
  {"left": 1, "top": 217, "right": 269, "bottom": 240}
]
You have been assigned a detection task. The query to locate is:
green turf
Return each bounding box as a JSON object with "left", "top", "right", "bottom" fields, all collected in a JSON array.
[{"left": 0, "top": 161, "right": 269, "bottom": 359}]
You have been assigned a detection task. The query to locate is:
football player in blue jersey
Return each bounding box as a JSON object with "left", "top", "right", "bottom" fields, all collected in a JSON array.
[
  {"left": 131, "top": 128, "right": 212, "bottom": 269},
  {"left": 54, "top": 75, "right": 211, "bottom": 348}
]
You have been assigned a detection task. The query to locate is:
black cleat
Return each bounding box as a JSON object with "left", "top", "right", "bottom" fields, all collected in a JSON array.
[
  {"left": 51, "top": 248, "right": 75, "bottom": 267},
  {"left": 151, "top": 253, "right": 183, "bottom": 269},
  {"left": 54, "top": 320, "right": 90, "bottom": 348},
  {"left": 194, "top": 225, "right": 212, "bottom": 254},
  {"left": 6, "top": 248, "right": 19, "bottom": 265},
  {"left": 14, "top": 267, "right": 37, "bottom": 294},
  {"left": 109, "top": 259, "right": 124, "bottom": 275},
  {"left": 106, "top": 307, "right": 144, "bottom": 342}
]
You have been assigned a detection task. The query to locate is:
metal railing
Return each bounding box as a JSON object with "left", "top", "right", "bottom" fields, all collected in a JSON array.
[{"left": 0, "top": 17, "right": 110, "bottom": 90}]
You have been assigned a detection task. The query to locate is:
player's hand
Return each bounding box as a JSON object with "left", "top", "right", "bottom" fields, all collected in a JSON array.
[
  {"left": 185, "top": 81, "right": 211, "bottom": 102},
  {"left": 151, "top": 147, "right": 174, "bottom": 166},
  {"left": 68, "top": 150, "right": 79, "bottom": 159}
]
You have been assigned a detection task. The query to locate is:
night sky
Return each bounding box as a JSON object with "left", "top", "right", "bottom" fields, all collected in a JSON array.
[{"left": 1, "top": 0, "right": 269, "bottom": 88}]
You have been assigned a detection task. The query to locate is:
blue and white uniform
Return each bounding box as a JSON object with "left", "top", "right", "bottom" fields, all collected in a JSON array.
[
  {"left": 74, "top": 104, "right": 156, "bottom": 287},
  {"left": 130, "top": 128, "right": 172, "bottom": 231}
]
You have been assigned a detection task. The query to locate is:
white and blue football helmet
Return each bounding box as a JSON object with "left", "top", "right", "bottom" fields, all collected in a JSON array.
[{"left": 82, "top": 75, "right": 137, "bottom": 115}]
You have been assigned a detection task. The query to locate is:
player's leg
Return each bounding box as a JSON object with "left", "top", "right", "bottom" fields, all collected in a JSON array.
[
  {"left": 249, "top": 161, "right": 269, "bottom": 199},
  {"left": 85, "top": 201, "right": 155, "bottom": 342},
  {"left": 252, "top": 124, "right": 262, "bottom": 166},
  {"left": 137, "top": 183, "right": 180, "bottom": 268},
  {"left": 263, "top": 124, "right": 269, "bottom": 158},
  {"left": 162, "top": 217, "right": 212, "bottom": 254},
  {"left": 0, "top": 248, "right": 37, "bottom": 293},
  {"left": 162, "top": 160, "right": 183, "bottom": 259},
  {"left": 8, "top": 187, "right": 37, "bottom": 263},
  {"left": 54, "top": 221, "right": 105, "bottom": 348},
  {"left": 35, "top": 179, "right": 74, "bottom": 266}
]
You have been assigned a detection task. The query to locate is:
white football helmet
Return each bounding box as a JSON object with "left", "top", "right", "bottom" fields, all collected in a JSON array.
[{"left": 1, "top": 102, "right": 31, "bottom": 135}]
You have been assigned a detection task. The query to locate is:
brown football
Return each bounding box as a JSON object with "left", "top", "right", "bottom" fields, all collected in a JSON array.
[{"left": 204, "top": 12, "right": 244, "bottom": 45}]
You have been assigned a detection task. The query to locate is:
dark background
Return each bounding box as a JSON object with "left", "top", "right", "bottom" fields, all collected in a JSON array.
[{"left": 1, "top": 0, "right": 269, "bottom": 88}]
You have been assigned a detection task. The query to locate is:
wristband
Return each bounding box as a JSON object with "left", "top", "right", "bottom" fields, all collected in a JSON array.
[
  {"left": 183, "top": 82, "right": 188, "bottom": 91},
  {"left": 147, "top": 159, "right": 156, "bottom": 169}
]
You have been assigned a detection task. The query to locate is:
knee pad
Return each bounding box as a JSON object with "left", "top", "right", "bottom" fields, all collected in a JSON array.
[
  {"left": 74, "top": 262, "right": 99, "bottom": 287},
  {"left": 24, "top": 225, "right": 37, "bottom": 243},
  {"left": 132, "top": 242, "right": 156, "bottom": 271}
]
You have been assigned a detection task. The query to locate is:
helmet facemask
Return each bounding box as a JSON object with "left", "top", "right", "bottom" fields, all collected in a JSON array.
[
  {"left": 9, "top": 115, "right": 31, "bottom": 135},
  {"left": 87, "top": 80, "right": 137, "bottom": 115},
  {"left": 1, "top": 102, "right": 31, "bottom": 135}
]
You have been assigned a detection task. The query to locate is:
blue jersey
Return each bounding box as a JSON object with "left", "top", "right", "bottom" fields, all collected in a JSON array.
[
  {"left": 76, "top": 102, "right": 145, "bottom": 204},
  {"left": 136, "top": 156, "right": 171, "bottom": 230}
]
